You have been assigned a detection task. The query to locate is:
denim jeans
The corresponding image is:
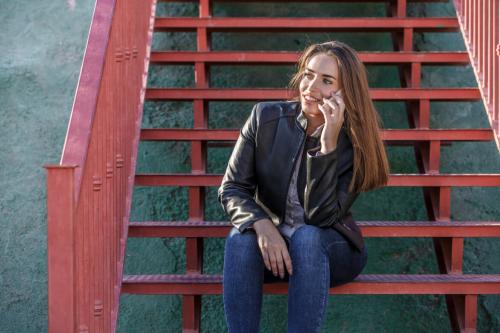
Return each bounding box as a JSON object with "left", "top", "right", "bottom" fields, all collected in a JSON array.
[{"left": 223, "top": 224, "right": 368, "bottom": 333}]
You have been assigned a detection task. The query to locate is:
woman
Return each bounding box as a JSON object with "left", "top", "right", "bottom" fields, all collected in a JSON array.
[{"left": 217, "top": 41, "right": 390, "bottom": 333}]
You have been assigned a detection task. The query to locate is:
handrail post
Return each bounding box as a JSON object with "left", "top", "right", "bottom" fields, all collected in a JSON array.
[{"left": 45, "top": 165, "right": 77, "bottom": 333}]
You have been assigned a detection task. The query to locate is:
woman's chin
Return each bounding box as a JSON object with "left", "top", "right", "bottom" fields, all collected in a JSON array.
[{"left": 302, "top": 103, "right": 321, "bottom": 115}]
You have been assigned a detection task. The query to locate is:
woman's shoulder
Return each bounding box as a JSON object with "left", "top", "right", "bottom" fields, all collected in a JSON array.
[{"left": 253, "top": 100, "right": 299, "bottom": 124}]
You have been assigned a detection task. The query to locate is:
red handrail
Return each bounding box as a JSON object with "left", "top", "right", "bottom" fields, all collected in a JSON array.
[
  {"left": 44, "top": 0, "right": 156, "bottom": 331},
  {"left": 454, "top": 0, "right": 500, "bottom": 153}
]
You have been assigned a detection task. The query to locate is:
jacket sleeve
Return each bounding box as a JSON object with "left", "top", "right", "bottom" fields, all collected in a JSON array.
[
  {"left": 303, "top": 134, "right": 359, "bottom": 228},
  {"left": 217, "top": 103, "right": 270, "bottom": 232}
]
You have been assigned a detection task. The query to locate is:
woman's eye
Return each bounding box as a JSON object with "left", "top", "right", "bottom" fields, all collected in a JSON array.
[{"left": 324, "top": 79, "right": 332, "bottom": 84}]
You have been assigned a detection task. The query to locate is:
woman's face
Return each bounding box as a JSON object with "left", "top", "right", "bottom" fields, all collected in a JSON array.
[{"left": 299, "top": 52, "right": 340, "bottom": 119}]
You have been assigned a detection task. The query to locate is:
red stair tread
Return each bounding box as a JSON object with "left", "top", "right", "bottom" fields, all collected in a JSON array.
[
  {"left": 145, "top": 87, "right": 481, "bottom": 101},
  {"left": 128, "top": 220, "right": 500, "bottom": 238},
  {"left": 151, "top": 51, "right": 470, "bottom": 65},
  {"left": 154, "top": 17, "right": 458, "bottom": 32},
  {"left": 134, "top": 173, "right": 500, "bottom": 187},
  {"left": 121, "top": 274, "right": 500, "bottom": 295},
  {"left": 159, "top": 0, "right": 448, "bottom": 3},
  {"left": 123, "top": 274, "right": 500, "bottom": 284},
  {"left": 139, "top": 128, "right": 495, "bottom": 142}
]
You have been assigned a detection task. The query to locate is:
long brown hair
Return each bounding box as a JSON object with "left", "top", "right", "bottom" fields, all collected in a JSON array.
[{"left": 287, "top": 41, "right": 390, "bottom": 193}]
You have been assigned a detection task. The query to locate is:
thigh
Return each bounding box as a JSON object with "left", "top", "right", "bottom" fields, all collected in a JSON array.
[
  {"left": 321, "top": 227, "right": 368, "bottom": 287},
  {"left": 225, "top": 227, "right": 263, "bottom": 265},
  {"left": 226, "top": 227, "right": 290, "bottom": 284}
]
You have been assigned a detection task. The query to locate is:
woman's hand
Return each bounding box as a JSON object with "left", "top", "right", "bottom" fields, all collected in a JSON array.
[
  {"left": 253, "top": 218, "right": 293, "bottom": 278},
  {"left": 317, "top": 89, "right": 345, "bottom": 154}
]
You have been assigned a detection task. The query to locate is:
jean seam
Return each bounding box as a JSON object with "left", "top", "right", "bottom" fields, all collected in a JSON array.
[{"left": 314, "top": 253, "right": 328, "bottom": 333}]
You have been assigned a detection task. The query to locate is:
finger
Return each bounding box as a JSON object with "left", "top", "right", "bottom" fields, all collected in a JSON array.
[
  {"left": 263, "top": 251, "right": 272, "bottom": 272},
  {"left": 259, "top": 239, "right": 272, "bottom": 271},
  {"left": 333, "top": 95, "right": 344, "bottom": 109},
  {"left": 269, "top": 251, "right": 279, "bottom": 276},
  {"left": 322, "top": 97, "right": 338, "bottom": 111},
  {"left": 281, "top": 248, "right": 293, "bottom": 276},
  {"left": 319, "top": 103, "right": 336, "bottom": 124},
  {"left": 317, "top": 102, "right": 328, "bottom": 115},
  {"left": 326, "top": 98, "right": 344, "bottom": 119},
  {"left": 276, "top": 250, "right": 286, "bottom": 279},
  {"left": 332, "top": 92, "right": 345, "bottom": 108}
]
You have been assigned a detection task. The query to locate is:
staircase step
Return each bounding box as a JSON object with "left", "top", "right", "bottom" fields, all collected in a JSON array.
[
  {"left": 154, "top": 17, "right": 458, "bottom": 32},
  {"left": 128, "top": 221, "right": 500, "bottom": 238},
  {"left": 151, "top": 51, "right": 470, "bottom": 65},
  {"left": 134, "top": 173, "right": 500, "bottom": 187},
  {"left": 122, "top": 274, "right": 500, "bottom": 295},
  {"left": 158, "top": 0, "right": 448, "bottom": 3},
  {"left": 145, "top": 88, "right": 481, "bottom": 101},
  {"left": 140, "top": 128, "right": 494, "bottom": 143}
]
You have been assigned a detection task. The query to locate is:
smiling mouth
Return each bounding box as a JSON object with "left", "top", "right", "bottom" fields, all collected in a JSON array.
[{"left": 303, "top": 95, "right": 321, "bottom": 103}]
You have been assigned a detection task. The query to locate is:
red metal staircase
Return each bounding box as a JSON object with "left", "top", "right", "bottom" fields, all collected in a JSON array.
[{"left": 45, "top": 0, "right": 500, "bottom": 332}]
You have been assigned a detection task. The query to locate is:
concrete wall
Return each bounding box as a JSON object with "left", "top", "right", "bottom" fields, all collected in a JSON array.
[
  {"left": 1, "top": 1, "right": 499, "bottom": 332},
  {"left": 0, "top": 1, "right": 95, "bottom": 332}
]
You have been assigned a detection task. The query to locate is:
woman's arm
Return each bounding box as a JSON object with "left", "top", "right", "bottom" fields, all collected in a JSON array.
[
  {"left": 217, "top": 103, "right": 271, "bottom": 232},
  {"left": 218, "top": 103, "right": 292, "bottom": 278},
  {"left": 303, "top": 137, "right": 358, "bottom": 228}
]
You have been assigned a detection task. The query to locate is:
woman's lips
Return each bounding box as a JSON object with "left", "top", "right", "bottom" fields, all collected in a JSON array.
[
  {"left": 303, "top": 95, "right": 320, "bottom": 102},
  {"left": 303, "top": 96, "right": 323, "bottom": 106}
]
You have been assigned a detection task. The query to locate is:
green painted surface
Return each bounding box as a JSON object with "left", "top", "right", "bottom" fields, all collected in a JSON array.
[
  {"left": 1, "top": 0, "right": 499, "bottom": 332},
  {"left": 0, "top": 1, "right": 96, "bottom": 332}
]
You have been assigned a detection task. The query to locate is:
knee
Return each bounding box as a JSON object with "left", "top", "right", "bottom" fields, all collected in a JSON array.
[
  {"left": 290, "top": 225, "right": 323, "bottom": 255},
  {"left": 224, "top": 227, "right": 260, "bottom": 260}
]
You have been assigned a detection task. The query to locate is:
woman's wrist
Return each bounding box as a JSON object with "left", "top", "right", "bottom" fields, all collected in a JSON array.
[
  {"left": 320, "top": 144, "right": 337, "bottom": 155},
  {"left": 253, "top": 218, "right": 272, "bottom": 233}
]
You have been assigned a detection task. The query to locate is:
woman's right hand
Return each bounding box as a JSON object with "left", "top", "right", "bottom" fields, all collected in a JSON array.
[{"left": 252, "top": 219, "right": 293, "bottom": 278}]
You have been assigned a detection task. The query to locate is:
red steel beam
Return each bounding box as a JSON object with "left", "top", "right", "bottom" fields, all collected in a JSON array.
[
  {"left": 140, "top": 128, "right": 494, "bottom": 142},
  {"left": 154, "top": 17, "right": 459, "bottom": 32},
  {"left": 121, "top": 274, "right": 500, "bottom": 295},
  {"left": 150, "top": 51, "right": 470, "bottom": 65},
  {"left": 134, "top": 173, "right": 500, "bottom": 187},
  {"left": 45, "top": 166, "right": 77, "bottom": 333},
  {"left": 145, "top": 88, "right": 481, "bottom": 101},
  {"left": 127, "top": 221, "right": 500, "bottom": 238}
]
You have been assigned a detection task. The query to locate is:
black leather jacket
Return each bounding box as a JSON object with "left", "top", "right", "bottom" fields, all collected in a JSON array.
[{"left": 217, "top": 100, "right": 365, "bottom": 252}]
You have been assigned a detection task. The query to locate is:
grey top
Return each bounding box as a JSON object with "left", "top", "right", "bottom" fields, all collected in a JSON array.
[{"left": 278, "top": 116, "right": 324, "bottom": 241}]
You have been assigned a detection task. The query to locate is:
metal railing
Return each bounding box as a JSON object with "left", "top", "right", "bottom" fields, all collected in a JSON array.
[
  {"left": 454, "top": 0, "right": 500, "bottom": 152},
  {"left": 44, "top": 0, "right": 156, "bottom": 331}
]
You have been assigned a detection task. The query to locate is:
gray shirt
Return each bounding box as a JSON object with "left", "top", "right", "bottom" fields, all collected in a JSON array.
[{"left": 278, "top": 122, "right": 324, "bottom": 241}]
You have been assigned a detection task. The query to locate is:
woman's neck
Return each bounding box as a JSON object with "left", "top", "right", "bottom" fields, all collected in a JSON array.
[{"left": 306, "top": 121, "right": 324, "bottom": 136}]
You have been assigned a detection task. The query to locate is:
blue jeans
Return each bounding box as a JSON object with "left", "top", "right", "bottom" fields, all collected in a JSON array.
[{"left": 223, "top": 224, "right": 368, "bottom": 333}]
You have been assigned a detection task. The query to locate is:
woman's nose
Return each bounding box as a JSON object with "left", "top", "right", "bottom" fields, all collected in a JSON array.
[{"left": 307, "top": 76, "right": 321, "bottom": 91}]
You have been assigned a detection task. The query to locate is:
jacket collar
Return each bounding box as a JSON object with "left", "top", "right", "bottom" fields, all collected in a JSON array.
[{"left": 294, "top": 101, "right": 324, "bottom": 138}]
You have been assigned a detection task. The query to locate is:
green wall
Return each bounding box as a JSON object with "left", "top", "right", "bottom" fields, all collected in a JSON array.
[
  {"left": 0, "top": 1, "right": 95, "bottom": 332},
  {"left": 1, "top": 1, "right": 499, "bottom": 332}
]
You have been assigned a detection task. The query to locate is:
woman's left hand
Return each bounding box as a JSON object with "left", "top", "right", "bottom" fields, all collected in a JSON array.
[{"left": 317, "top": 89, "right": 345, "bottom": 154}]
